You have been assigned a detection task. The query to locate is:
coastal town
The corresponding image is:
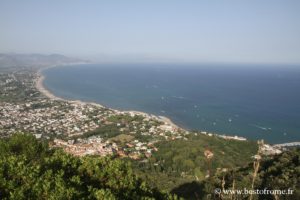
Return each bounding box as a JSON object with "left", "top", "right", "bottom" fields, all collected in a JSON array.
[
  {"left": 0, "top": 65, "right": 286, "bottom": 159},
  {"left": 1, "top": 2, "right": 300, "bottom": 198},
  {"left": 0, "top": 67, "right": 191, "bottom": 158}
]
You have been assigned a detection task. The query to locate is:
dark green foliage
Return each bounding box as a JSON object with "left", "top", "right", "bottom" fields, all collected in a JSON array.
[
  {"left": 1, "top": 134, "right": 298, "bottom": 200},
  {"left": 107, "top": 114, "right": 144, "bottom": 124},
  {"left": 133, "top": 134, "right": 258, "bottom": 193},
  {"left": 0, "top": 133, "right": 49, "bottom": 160},
  {"left": 202, "top": 148, "right": 300, "bottom": 200},
  {"left": 171, "top": 181, "right": 204, "bottom": 200},
  {"left": 0, "top": 134, "right": 178, "bottom": 200},
  {"left": 73, "top": 124, "right": 122, "bottom": 139},
  {"left": 153, "top": 134, "right": 257, "bottom": 174}
]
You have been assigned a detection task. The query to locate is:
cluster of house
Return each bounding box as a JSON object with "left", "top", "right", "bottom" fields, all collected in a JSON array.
[
  {"left": 55, "top": 138, "right": 174, "bottom": 161},
  {"left": 50, "top": 111, "right": 186, "bottom": 159},
  {"left": 0, "top": 73, "right": 17, "bottom": 92},
  {"left": 199, "top": 131, "right": 247, "bottom": 141},
  {"left": 123, "top": 139, "right": 160, "bottom": 159},
  {"left": 52, "top": 136, "right": 114, "bottom": 157},
  {"left": 260, "top": 143, "right": 282, "bottom": 155},
  {"left": 0, "top": 100, "right": 112, "bottom": 137},
  {"left": 111, "top": 110, "right": 187, "bottom": 140},
  {"left": 0, "top": 96, "right": 187, "bottom": 159},
  {"left": 0, "top": 70, "right": 40, "bottom": 99},
  {"left": 52, "top": 136, "right": 160, "bottom": 159}
]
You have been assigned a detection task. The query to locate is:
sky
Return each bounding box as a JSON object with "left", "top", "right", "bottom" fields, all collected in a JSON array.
[{"left": 1, "top": 0, "right": 300, "bottom": 64}]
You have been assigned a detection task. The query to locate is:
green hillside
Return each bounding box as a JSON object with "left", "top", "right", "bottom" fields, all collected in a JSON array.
[
  {"left": 1, "top": 133, "right": 299, "bottom": 200},
  {"left": 200, "top": 148, "right": 300, "bottom": 200},
  {"left": 0, "top": 134, "right": 177, "bottom": 200},
  {"left": 132, "top": 133, "right": 258, "bottom": 193}
]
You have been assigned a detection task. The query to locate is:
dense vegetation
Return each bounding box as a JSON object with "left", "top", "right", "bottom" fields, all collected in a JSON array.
[
  {"left": 0, "top": 134, "right": 177, "bottom": 200},
  {"left": 1, "top": 134, "right": 299, "bottom": 200},
  {"left": 170, "top": 148, "right": 300, "bottom": 199},
  {"left": 73, "top": 124, "right": 123, "bottom": 139},
  {"left": 133, "top": 134, "right": 258, "bottom": 193}
]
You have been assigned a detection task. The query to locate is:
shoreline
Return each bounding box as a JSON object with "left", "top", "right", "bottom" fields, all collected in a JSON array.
[
  {"left": 35, "top": 64, "right": 252, "bottom": 141},
  {"left": 35, "top": 64, "right": 257, "bottom": 142},
  {"left": 36, "top": 67, "right": 105, "bottom": 108},
  {"left": 35, "top": 66, "right": 180, "bottom": 129},
  {"left": 20, "top": 63, "right": 300, "bottom": 145},
  {"left": 36, "top": 73, "right": 63, "bottom": 101}
]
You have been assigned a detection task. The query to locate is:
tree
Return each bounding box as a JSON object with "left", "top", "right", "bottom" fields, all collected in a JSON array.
[{"left": 0, "top": 133, "right": 178, "bottom": 200}]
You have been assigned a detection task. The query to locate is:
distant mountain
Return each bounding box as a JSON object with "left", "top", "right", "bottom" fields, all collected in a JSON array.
[{"left": 0, "top": 53, "right": 88, "bottom": 68}]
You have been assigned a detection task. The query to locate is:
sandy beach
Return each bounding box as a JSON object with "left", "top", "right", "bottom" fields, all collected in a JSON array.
[
  {"left": 158, "top": 115, "right": 180, "bottom": 129},
  {"left": 36, "top": 72, "right": 63, "bottom": 101},
  {"left": 36, "top": 66, "right": 106, "bottom": 107}
]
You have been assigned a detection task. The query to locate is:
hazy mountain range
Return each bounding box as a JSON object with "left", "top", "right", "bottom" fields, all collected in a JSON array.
[{"left": 0, "top": 53, "right": 87, "bottom": 68}]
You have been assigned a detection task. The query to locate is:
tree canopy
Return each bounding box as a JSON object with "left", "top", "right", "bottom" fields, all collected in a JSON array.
[{"left": 0, "top": 134, "right": 178, "bottom": 200}]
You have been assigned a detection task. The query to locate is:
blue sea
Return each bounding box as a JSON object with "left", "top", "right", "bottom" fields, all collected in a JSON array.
[{"left": 42, "top": 63, "right": 300, "bottom": 144}]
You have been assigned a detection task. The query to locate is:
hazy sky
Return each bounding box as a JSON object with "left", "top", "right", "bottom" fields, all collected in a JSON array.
[{"left": 1, "top": 0, "right": 300, "bottom": 64}]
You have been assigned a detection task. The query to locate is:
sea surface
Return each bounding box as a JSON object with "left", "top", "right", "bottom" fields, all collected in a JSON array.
[{"left": 42, "top": 63, "right": 300, "bottom": 143}]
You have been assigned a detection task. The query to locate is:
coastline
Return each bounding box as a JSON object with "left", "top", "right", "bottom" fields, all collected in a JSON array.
[
  {"left": 35, "top": 64, "right": 255, "bottom": 142},
  {"left": 35, "top": 64, "right": 253, "bottom": 141},
  {"left": 35, "top": 65, "right": 180, "bottom": 129},
  {"left": 36, "top": 63, "right": 107, "bottom": 108},
  {"left": 36, "top": 72, "right": 63, "bottom": 101}
]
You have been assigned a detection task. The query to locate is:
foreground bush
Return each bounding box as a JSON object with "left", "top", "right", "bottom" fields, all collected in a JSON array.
[{"left": 0, "top": 134, "right": 178, "bottom": 200}]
